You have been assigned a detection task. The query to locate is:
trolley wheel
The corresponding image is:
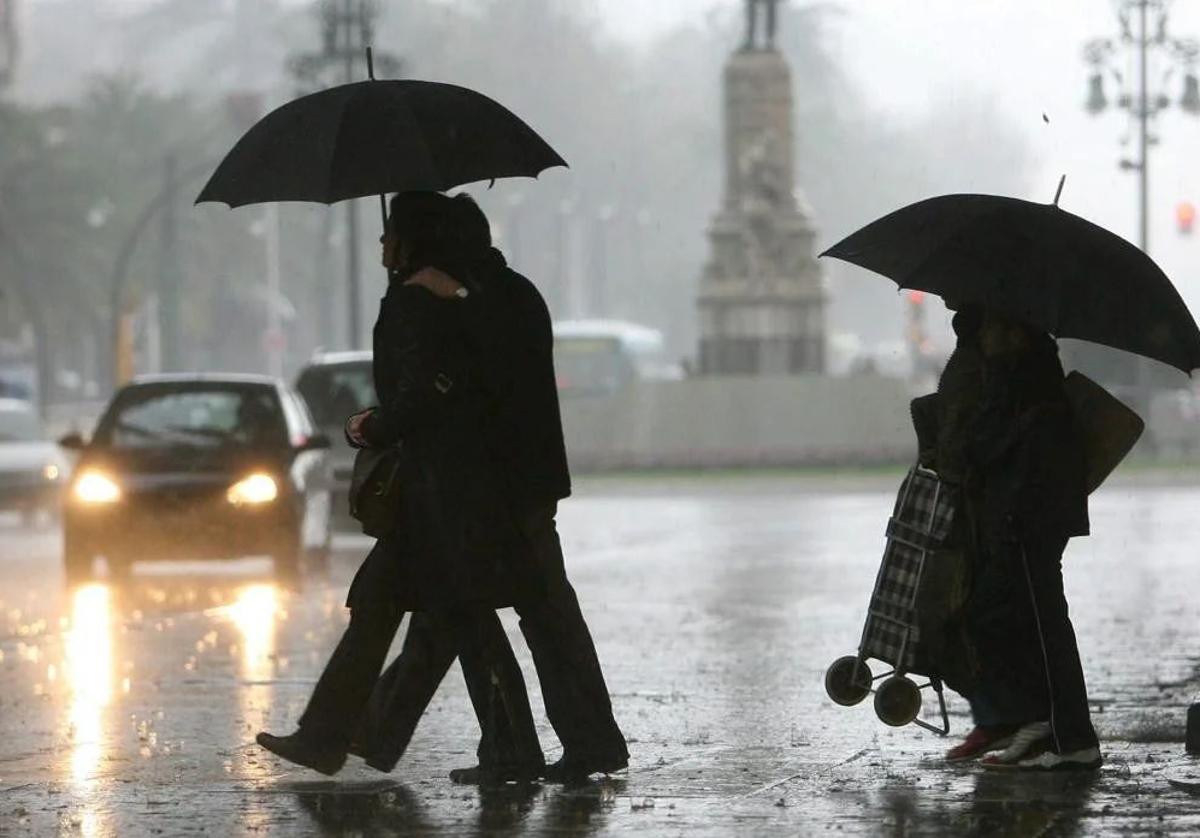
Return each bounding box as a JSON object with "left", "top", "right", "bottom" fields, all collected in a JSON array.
[
  {"left": 874, "top": 675, "right": 922, "bottom": 727},
  {"left": 825, "top": 656, "right": 872, "bottom": 706}
]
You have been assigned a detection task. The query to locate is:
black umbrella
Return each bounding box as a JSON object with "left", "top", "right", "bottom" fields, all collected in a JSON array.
[
  {"left": 821, "top": 192, "right": 1200, "bottom": 373},
  {"left": 195, "top": 78, "right": 566, "bottom": 208}
]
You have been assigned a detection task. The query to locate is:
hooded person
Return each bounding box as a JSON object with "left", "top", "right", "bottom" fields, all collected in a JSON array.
[{"left": 945, "top": 310, "right": 1099, "bottom": 771}]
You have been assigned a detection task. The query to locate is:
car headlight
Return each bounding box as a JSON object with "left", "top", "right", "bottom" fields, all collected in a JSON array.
[
  {"left": 43, "top": 463, "right": 61, "bottom": 482},
  {"left": 73, "top": 471, "right": 121, "bottom": 504},
  {"left": 227, "top": 473, "right": 278, "bottom": 506}
]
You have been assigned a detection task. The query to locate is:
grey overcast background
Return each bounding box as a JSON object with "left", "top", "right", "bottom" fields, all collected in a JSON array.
[{"left": 13, "top": 0, "right": 1200, "bottom": 368}]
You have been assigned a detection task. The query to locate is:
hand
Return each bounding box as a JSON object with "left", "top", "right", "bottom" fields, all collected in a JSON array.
[
  {"left": 345, "top": 409, "right": 373, "bottom": 447},
  {"left": 404, "top": 266, "right": 464, "bottom": 299}
]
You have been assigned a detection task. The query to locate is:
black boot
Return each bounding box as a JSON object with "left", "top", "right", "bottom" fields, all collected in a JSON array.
[
  {"left": 256, "top": 731, "right": 346, "bottom": 776},
  {"left": 542, "top": 752, "right": 628, "bottom": 783},
  {"left": 347, "top": 740, "right": 400, "bottom": 774},
  {"left": 448, "top": 762, "right": 544, "bottom": 785}
]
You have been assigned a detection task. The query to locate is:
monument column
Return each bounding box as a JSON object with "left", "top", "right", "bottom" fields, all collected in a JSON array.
[{"left": 698, "top": 0, "right": 827, "bottom": 376}]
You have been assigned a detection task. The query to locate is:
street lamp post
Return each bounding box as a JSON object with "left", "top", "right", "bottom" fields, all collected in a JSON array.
[
  {"left": 593, "top": 204, "right": 616, "bottom": 318},
  {"left": 1085, "top": 0, "right": 1200, "bottom": 254},
  {"left": 1084, "top": 0, "right": 1200, "bottom": 402},
  {"left": 289, "top": 0, "right": 401, "bottom": 349}
]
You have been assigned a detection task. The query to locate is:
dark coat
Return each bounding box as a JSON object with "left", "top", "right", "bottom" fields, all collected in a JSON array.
[
  {"left": 346, "top": 282, "right": 527, "bottom": 612},
  {"left": 449, "top": 249, "right": 571, "bottom": 506},
  {"left": 957, "top": 337, "right": 1089, "bottom": 701},
  {"left": 969, "top": 336, "right": 1090, "bottom": 545}
]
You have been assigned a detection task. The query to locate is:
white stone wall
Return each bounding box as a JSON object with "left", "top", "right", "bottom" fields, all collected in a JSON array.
[{"left": 559, "top": 374, "right": 916, "bottom": 470}]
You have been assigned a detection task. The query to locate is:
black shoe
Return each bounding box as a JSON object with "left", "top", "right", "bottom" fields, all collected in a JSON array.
[
  {"left": 542, "top": 753, "right": 628, "bottom": 783},
  {"left": 449, "top": 763, "right": 544, "bottom": 785},
  {"left": 256, "top": 731, "right": 346, "bottom": 776},
  {"left": 347, "top": 740, "right": 399, "bottom": 774}
]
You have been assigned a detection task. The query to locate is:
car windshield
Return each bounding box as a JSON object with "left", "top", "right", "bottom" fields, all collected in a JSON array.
[
  {"left": 296, "top": 365, "right": 375, "bottom": 430},
  {"left": 0, "top": 406, "right": 39, "bottom": 442},
  {"left": 97, "top": 386, "right": 287, "bottom": 449}
]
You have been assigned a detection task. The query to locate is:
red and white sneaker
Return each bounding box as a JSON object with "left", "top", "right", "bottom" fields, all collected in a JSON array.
[
  {"left": 980, "top": 721, "right": 1052, "bottom": 768},
  {"left": 1011, "top": 746, "right": 1103, "bottom": 772},
  {"left": 944, "top": 725, "right": 1017, "bottom": 762}
]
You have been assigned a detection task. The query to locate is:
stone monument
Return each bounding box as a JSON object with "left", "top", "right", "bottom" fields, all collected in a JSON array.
[{"left": 697, "top": 0, "right": 827, "bottom": 375}]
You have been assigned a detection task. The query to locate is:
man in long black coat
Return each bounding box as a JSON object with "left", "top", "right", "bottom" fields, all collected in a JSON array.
[
  {"left": 256, "top": 194, "right": 544, "bottom": 778},
  {"left": 354, "top": 193, "right": 629, "bottom": 783}
]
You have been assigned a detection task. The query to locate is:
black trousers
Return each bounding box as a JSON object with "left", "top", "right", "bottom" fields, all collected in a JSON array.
[
  {"left": 967, "top": 536, "right": 1098, "bottom": 753},
  {"left": 361, "top": 503, "right": 628, "bottom": 764},
  {"left": 297, "top": 600, "right": 543, "bottom": 769}
]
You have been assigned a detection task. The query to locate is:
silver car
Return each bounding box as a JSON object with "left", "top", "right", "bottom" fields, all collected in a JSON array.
[
  {"left": 294, "top": 351, "right": 374, "bottom": 532},
  {"left": 0, "top": 398, "right": 70, "bottom": 525}
]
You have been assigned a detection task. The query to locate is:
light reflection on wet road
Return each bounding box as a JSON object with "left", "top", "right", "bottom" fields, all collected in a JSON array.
[{"left": 0, "top": 472, "right": 1198, "bottom": 836}]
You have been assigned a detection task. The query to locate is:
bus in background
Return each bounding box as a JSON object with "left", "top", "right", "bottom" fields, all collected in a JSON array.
[{"left": 552, "top": 320, "right": 682, "bottom": 398}]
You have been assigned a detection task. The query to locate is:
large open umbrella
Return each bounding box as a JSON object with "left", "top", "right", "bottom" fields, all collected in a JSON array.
[
  {"left": 195, "top": 78, "right": 566, "bottom": 209},
  {"left": 821, "top": 192, "right": 1200, "bottom": 374}
]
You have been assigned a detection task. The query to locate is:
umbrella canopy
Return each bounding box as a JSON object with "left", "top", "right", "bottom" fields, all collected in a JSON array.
[
  {"left": 196, "top": 80, "right": 566, "bottom": 207},
  {"left": 821, "top": 193, "right": 1200, "bottom": 373}
]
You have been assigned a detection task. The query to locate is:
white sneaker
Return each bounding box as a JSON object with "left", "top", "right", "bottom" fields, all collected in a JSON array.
[
  {"left": 1013, "top": 746, "right": 1103, "bottom": 772},
  {"left": 980, "top": 721, "right": 1051, "bottom": 768}
]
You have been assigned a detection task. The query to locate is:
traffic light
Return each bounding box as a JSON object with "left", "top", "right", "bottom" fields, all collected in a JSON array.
[{"left": 1177, "top": 201, "right": 1196, "bottom": 235}]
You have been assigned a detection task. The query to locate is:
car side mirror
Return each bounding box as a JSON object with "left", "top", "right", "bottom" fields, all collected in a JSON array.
[
  {"left": 58, "top": 432, "right": 86, "bottom": 450},
  {"left": 299, "top": 433, "right": 332, "bottom": 451}
]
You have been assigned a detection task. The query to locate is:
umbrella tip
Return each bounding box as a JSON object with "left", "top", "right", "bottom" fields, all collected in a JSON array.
[
  {"left": 366, "top": 46, "right": 375, "bottom": 81},
  {"left": 1053, "top": 174, "right": 1066, "bottom": 207}
]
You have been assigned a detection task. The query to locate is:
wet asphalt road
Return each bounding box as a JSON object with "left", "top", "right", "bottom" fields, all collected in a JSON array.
[{"left": 1, "top": 471, "right": 1198, "bottom": 836}]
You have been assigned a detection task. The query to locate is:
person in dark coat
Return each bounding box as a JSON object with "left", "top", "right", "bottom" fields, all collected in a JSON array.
[
  {"left": 949, "top": 310, "right": 1100, "bottom": 771},
  {"left": 910, "top": 308, "right": 984, "bottom": 705},
  {"left": 255, "top": 194, "right": 543, "bottom": 779},
  {"left": 351, "top": 193, "right": 629, "bottom": 784}
]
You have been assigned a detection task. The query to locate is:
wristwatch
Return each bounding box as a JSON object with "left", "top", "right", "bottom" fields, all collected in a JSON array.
[{"left": 454, "top": 286, "right": 470, "bottom": 300}]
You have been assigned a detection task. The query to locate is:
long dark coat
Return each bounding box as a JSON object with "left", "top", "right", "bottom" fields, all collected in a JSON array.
[
  {"left": 458, "top": 249, "right": 572, "bottom": 506},
  {"left": 960, "top": 335, "right": 1089, "bottom": 703},
  {"left": 969, "top": 336, "right": 1089, "bottom": 545},
  {"left": 346, "top": 282, "right": 526, "bottom": 612}
]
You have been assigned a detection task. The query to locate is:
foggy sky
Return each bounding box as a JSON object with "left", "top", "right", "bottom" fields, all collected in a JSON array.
[
  {"left": 17, "top": 0, "right": 1200, "bottom": 363},
  {"left": 608, "top": 1, "right": 1200, "bottom": 322}
]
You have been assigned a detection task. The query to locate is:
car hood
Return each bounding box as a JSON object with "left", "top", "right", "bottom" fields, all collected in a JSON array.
[{"left": 79, "top": 446, "right": 286, "bottom": 483}]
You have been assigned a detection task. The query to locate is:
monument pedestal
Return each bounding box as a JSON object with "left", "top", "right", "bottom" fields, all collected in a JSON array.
[{"left": 697, "top": 31, "right": 826, "bottom": 376}]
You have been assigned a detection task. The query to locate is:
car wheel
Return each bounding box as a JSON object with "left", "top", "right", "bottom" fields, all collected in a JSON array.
[
  {"left": 273, "top": 537, "right": 302, "bottom": 581},
  {"left": 63, "top": 529, "right": 93, "bottom": 582},
  {"left": 305, "top": 539, "right": 332, "bottom": 576},
  {"left": 105, "top": 553, "right": 133, "bottom": 582}
]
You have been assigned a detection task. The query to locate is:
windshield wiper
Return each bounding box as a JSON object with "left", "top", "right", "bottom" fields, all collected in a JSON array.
[
  {"left": 164, "top": 424, "right": 231, "bottom": 440},
  {"left": 115, "top": 420, "right": 167, "bottom": 441}
]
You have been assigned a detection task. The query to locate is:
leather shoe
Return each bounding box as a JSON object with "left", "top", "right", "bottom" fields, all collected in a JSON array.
[
  {"left": 347, "top": 740, "right": 400, "bottom": 774},
  {"left": 256, "top": 731, "right": 345, "bottom": 776},
  {"left": 542, "top": 753, "right": 628, "bottom": 783},
  {"left": 449, "top": 763, "right": 544, "bottom": 785}
]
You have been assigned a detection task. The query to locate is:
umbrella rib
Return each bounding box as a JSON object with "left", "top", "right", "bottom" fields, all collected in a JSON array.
[{"left": 325, "top": 91, "right": 356, "bottom": 203}]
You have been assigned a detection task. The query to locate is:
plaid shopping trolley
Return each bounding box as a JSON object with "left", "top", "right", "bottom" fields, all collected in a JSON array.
[{"left": 824, "top": 465, "right": 958, "bottom": 734}]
